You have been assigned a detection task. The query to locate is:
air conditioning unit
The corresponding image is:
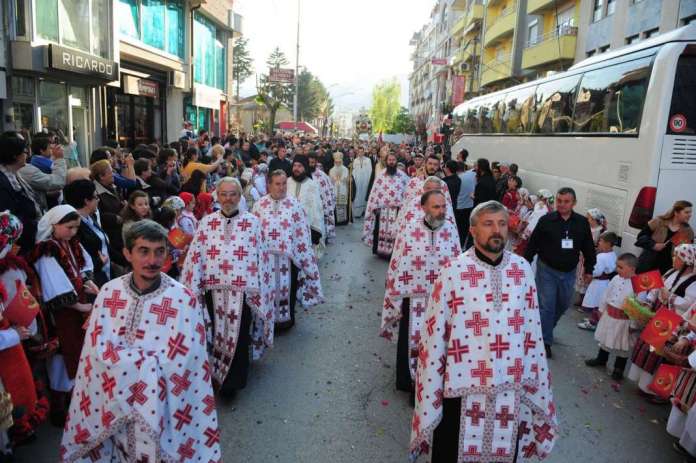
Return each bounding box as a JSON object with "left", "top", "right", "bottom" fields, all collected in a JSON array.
[
  {"left": 168, "top": 70, "right": 185, "bottom": 89},
  {"left": 229, "top": 12, "right": 243, "bottom": 34},
  {"left": 460, "top": 63, "right": 471, "bottom": 72}
]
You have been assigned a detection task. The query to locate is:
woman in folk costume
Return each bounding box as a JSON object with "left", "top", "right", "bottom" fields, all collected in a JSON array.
[
  {"left": 29, "top": 205, "right": 98, "bottom": 425},
  {"left": 575, "top": 208, "right": 607, "bottom": 306},
  {"left": 0, "top": 211, "right": 48, "bottom": 448},
  {"left": 628, "top": 244, "right": 696, "bottom": 400}
]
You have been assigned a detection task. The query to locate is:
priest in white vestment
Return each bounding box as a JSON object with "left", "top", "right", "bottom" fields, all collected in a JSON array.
[
  {"left": 351, "top": 146, "right": 373, "bottom": 218},
  {"left": 395, "top": 176, "right": 455, "bottom": 237},
  {"left": 253, "top": 170, "right": 324, "bottom": 331},
  {"left": 329, "top": 151, "right": 354, "bottom": 226},
  {"left": 403, "top": 155, "right": 444, "bottom": 205},
  {"left": 381, "top": 191, "right": 461, "bottom": 393},
  {"left": 411, "top": 201, "right": 557, "bottom": 462},
  {"left": 309, "top": 154, "right": 336, "bottom": 245},
  {"left": 61, "top": 220, "right": 221, "bottom": 462},
  {"left": 286, "top": 156, "right": 326, "bottom": 259},
  {"left": 182, "top": 177, "right": 272, "bottom": 399}
]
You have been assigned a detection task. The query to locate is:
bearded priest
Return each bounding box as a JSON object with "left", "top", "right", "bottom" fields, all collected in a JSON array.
[
  {"left": 381, "top": 190, "right": 461, "bottom": 394},
  {"left": 287, "top": 156, "right": 326, "bottom": 259},
  {"left": 410, "top": 201, "right": 557, "bottom": 463},
  {"left": 308, "top": 153, "right": 336, "bottom": 245}
]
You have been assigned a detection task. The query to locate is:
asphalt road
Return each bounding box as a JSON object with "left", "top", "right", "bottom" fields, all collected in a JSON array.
[{"left": 14, "top": 220, "right": 689, "bottom": 462}]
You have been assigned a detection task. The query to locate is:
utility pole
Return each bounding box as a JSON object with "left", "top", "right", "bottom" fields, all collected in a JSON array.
[{"left": 293, "top": 0, "right": 301, "bottom": 128}]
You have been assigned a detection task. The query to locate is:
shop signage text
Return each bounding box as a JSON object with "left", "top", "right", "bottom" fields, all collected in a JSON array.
[{"left": 48, "top": 44, "right": 119, "bottom": 81}]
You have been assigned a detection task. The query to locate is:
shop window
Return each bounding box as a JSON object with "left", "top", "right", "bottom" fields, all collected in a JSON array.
[
  {"left": 39, "top": 81, "right": 69, "bottom": 134},
  {"left": 36, "top": 0, "right": 110, "bottom": 58},
  {"left": 572, "top": 56, "right": 652, "bottom": 134}
]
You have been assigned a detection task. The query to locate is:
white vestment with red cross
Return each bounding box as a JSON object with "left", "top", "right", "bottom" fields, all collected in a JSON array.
[
  {"left": 410, "top": 249, "right": 557, "bottom": 463},
  {"left": 252, "top": 195, "right": 324, "bottom": 323},
  {"left": 395, "top": 191, "right": 455, "bottom": 240},
  {"left": 381, "top": 218, "right": 461, "bottom": 379},
  {"left": 313, "top": 168, "right": 337, "bottom": 244},
  {"left": 182, "top": 211, "right": 273, "bottom": 379},
  {"left": 403, "top": 176, "right": 450, "bottom": 207},
  {"left": 362, "top": 170, "right": 409, "bottom": 256},
  {"left": 60, "top": 274, "right": 221, "bottom": 463}
]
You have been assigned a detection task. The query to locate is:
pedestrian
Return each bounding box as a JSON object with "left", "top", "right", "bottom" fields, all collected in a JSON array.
[
  {"left": 455, "top": 161, "right": 476, "bottom": 249},
  {"left": 577, "top": 231, "right": 619, "bottom": 331},
  {"left": 524, "top": 187, "right": 597, "bottom": 357},
  {"left": 120, "top": 190, "right": 152, "bottom": 237},
  {"left": 268, "top": 144, "right": 292, "bottom": 176},
  {"left": 635, "top": 200, "right": 693, "bottom": 274},
  {"left": 585, "top": 253, "right": 638, "bottom": 380},
  {"left": 410, "top": 200, "right": 557, "bottom": 462},
  {"left": 60, "top": 220, "right": 221, "bottom": 462},
  {"left": 473, "top": 158, "right": 496, "bottom": 206},
  {"left": 441, "top": 160, "right": 460, "bottom": 209}
]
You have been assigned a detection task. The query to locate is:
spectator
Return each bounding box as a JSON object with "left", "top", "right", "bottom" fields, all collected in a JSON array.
[
  {"left": 89, "top": 148, "right": 137, "bottom": 192},
  {"left": 90, "top": 159, "right": 126, "bottom": 266},
  {"left": 181, "top": 147, "right": 222, "bottom": 189},
  {"left": 134, "top": 158, "right": 177, "bottom": 203},
  {"left": 442, "top": 160, "right": 461, "bottom": 209},
  {"left": 121, "top": 190, "right": 152, "bottom": 237},
  {"left": 18, "top": 134, "right": 67, "bottom": 211},
  {"left": 501, "top": 175, "right": 522, "bottom": 211},
  {"left": 473, "top": 158, "right": 497, "bottom": 206},
  {"left": 495, "top": 161, "right": 511, "bottom": 199},
  {"left": 269, "top": 144, "right": 292, "bottom": 176},
  {"left": 455, "top": 161, "right": 476, "bottom": 249},
  {"left": 635, "top": 200, "right": 693, "bottom": 274},
  {"left": 181, "top": 170, "right": 207, "bottom": 196}
]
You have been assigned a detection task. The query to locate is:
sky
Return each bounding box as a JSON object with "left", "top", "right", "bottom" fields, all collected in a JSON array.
[{"left": 234, "top": 0, "right": 435, "bottom": 115}]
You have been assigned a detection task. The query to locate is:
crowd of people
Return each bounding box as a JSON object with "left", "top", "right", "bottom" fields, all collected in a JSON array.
[{"left": 0, "top": 123, "right": 695, "bottom": 461}]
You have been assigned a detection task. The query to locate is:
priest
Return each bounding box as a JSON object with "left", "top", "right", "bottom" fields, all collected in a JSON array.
[
  {"left": 362, "top": 152, "right": 409, "bottom": 258},
  {"left": 410, "top": 200, "right": 557, "bottom": 462},
  {"left": 309, "top": 153, "right": 336, "bottom": 245},
  {"left": 286, "top": 156, "right": 326, "bottom": 258},
  {"left": 351, "top": 146, "right": 373, "bottom": 219},
  {"left": 329, "top": 151, "right": 354, "bottom": 226},
  {"left": 182, "top": 177, "right": 272, "bottom": 400},
  {"left": 404, "top": 155, "right": 443, "bottom": 204},
  {"left": 252, "top": 170, "right": 324, "bottom": 330},
  {"left": 60, "top": 220, "right": 222, "bottom": 462},
  {"left": 380, "top": 191, "right": 461, "bottom": 393},
  {"left": 395, "top": 176, "right": 455, "bottom": 234}
]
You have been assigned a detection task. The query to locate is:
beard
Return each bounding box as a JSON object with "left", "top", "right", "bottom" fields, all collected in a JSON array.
[
  {"left": 480, "top": 234, "right": 506, "bottom": 253},
  {"left": 386, "top": 165, "right": 397, "bottom": 176},
  {"left": 426, "top": 167, "right": 438, "bottom": 176},
  {"left": 425, "top": 214, "right": 445, "bottom": 229},
  {"left": 292, "top": 172, "right": 308, "bottom": 182}
]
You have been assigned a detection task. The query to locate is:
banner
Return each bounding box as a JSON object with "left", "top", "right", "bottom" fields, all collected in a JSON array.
[
  {"left": 649, "top": 364, "right": 682, "bottom": 398},
  {"left": 3, "top": 280, "right": 40, "bottom": 328},
  {"left": 452, "top": 75, "right": 466, "bottom": 106},
  {"left": 639, "top": 307, "right": 683, "bottom": 351},
  {"left": 631, "top": 270, "right": 664, "bottom": 293}
]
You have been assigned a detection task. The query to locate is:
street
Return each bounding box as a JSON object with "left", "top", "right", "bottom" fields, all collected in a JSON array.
[{"left": 14, "top": 221, "right": 688, "bottom": 463}]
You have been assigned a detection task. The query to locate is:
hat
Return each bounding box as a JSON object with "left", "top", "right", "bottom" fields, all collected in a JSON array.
[
  {"left": 36, "top": 205, "right": 77, "bottom": 243},
  {"left": 538, "top": 189, "right": 554, "bottom": 200},
  {"left": 0, "top": 211, "right": 23, "bottom": 259},
  {"left": 179, "top": 192, "right": 195, "bottom": 207},
  {"left": 587, "top": 208, "right": 606, "bottom": 224},
  {"left": 163, "top": 196, "right": 185, "bottom": 211},
  {"left": 675, "top": 244, "right": 696, "bottom": 267},
  {"left": 292, "top": 155, "right": 310, "bottom": 173}
]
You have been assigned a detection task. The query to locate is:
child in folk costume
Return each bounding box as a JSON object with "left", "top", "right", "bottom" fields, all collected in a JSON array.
[
  {"left": 29, "top": 205, "right": 98, "bottom": 425},
  {"left": 0, "top": 212, "right": 48, "bottom": 450},
  {"left": 585, "top": 253, "right": 638, "bottom": 380},
  {"left": 578, "top": 231, "right": 618, "bottom": 331},
  {"left": 177, "top": 192, "right": 198, "bottom": 236},
  {"left": 575, "top": 208, "right": 608, "bottom": 306}
]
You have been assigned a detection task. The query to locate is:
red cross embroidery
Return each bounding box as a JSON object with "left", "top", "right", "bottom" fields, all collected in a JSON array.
[
  {"left": 268, "top": 229, "right": 281, "bottom": 240},
  {"left": 471, "top": 360, "right": 493, "bottom": 385},
  {"left": 440, "top": 229, "right": 452, "bottom": 242},
  {"left": 83, "top": 356, "right": 92, "bottom": 378},
  {"left": 426, "top": 316, "right": 437, "bottom": 335},
  {"left": 195, "top": 323, "right": 206, "bottom": 345},
  {"left": 496, "top": 405, "right": 514, "bottom": 428},
  {"left": 523, "top": 332, "right": 537, "bottom": 355},
  {"left": 412, "top": 302, "right": 427, "bottom": 318},
  {"left": 91, "top": 323, "right": 102, "bottom": 347},
  {"left": 416, "top": 381, "right": 424, "bottom": 402},
  {"left": 508, "top": 309, "right": 525, "bottom": 333},
  {"left": 231, "top": 275, "right": 247, "bottom": 287},
  {"left": 460, "top": 265, "right": 485, "bottom": 287},
  {"left": 126, "top": 381, "right": 148, "bottom": 406},
  {"left": 490, "top": 334, "right": 511, "bottom": 359},
  {"left": 150, "top": 297, "right": 177, "bottom": 325},
  {"left": 101, "top": 408, "right": 115, "bottom": 428},
  {"left": 525, "top": 286, "right": 536, "bottom": 308},
  {"left": 411, "top": 227, "right": 426, "bottom": 241},
  {"left": 280, "top": 218, "right": 291, "bottom": 230},
  {"left": 412, "top": 256, "right": 426, "bottom": 271},
  {"left": 402, "top": 244, "right": 413, "bottom": 256},
  {"left": 206, "top": 245, "right": 221, "bottom": 260},
  {"left": 177, "top": 438, "right": 195, "bottom": 460},
  {"left": 174, "top": 404, "right": 193, "bottom": 430},
  {"left": 238, "top": 218, "right": 252, "bottom": 231},
  {"left": 158, "top": 377, "right": 167, "bottom": 401},
  {"left": 167, "top": 333, "right": 189, "bottom": 360},
  {"left": 73, "top": 424, "right": 91, "bottom": 444},
  {"left": 508, "top": 358, "right": 524, "bottom": 382},
  {"left": 103, "top": 341, "right": 120, "bottom": 363},
  {"left": 246, "top": 262, "right": 258, "bottom": 276},
  {"left": 86, "top": 444, "right": 104, "bottom": 461},
  {"left": 465, "top": 312, "right": 489, "bottom": 336},
  {"left": 433, "top": 388, "right": 444, "bottom": 409},
  {"left": 204, "top": 427, "right": 221, "bottom": 447},
  {"left": 398, "top": 271, "right": 414, "bottom": 285},
  {"left": 446, "top": 290, "right": 465, "bottom": 314},
  {"left": 103, "top": 290, "right": 127, "bottom": 317},
  {"left": 518, "top": 420, "right": 531, "bottom": 436},
  {"left": 170, "top": 370, "right": 192, "bottom": 396},
  {"left": 233, "top": 246, "right": 249, "bottom": 261},
  {"left": 465, "top": 401, "right": 485, "bottom": 426},
  {"left": 506, "top": 263, "right": 525, "bottom": 285},
  {"left": 463, "top": 445, "right": 481, "bottom": 457},
  {"left": 208, "top": 217, "right": 222, "bottom": 231},
  {"left": 523, "top": 442, "right": 538, "bottom": 458},
  {"left": 418, "top": 346, "right": 429, "bottom": 366},
  {"left": 79, "top": 391, "right": 91, "bottom": 417},
  {"left": 101, "top": 372, "right": 116, "bottom": 399},
  {"left": 203, "top": 394, "right": 215, "bottom": 415},
  {"left": 218, "top": 259, "right": 234, "bottom": 275},
  {"left": 425, "top": 269, "right": 439, "bottom": 284},
  {"left": 485, "top": 292, "right": 510, "bottom": 303},
  {"left": 533, "top": 422, "right": 554, "bottom": 443},
  {"left": 203, "top": 360, "right": 212, "bottom": 382},
  {"left": 412, "top": 415, "right": 421, "bottom": 433},
  {"left": 447, "top": 338, "right": 469, "bottom": 363}
]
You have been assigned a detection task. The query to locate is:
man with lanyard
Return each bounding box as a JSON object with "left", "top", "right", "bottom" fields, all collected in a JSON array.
[{"left": 524, "top": 187, "right": 596, "bottom": 358}]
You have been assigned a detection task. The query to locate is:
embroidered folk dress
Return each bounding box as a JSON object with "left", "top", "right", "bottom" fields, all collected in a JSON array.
[
  {"left": 410, "top": 248, "right": 557, "bottom": 463},
  {"left": 60, "top": 274, "right": 222, "bottom": 463},
  {"left": 312, "top": 168, "right": 337, "bottom": 244},
  {"left": 362, "top": 170, "right": 409, "bottom": 258},
  {"left": 381, "top": 218, "right": 461, "bottom": 388},
  {"left": 593, "top": 275, "right": 636, "bottom": 355},
  {"left": 252, "top": 195, "right": 324, "bottom": 328}
]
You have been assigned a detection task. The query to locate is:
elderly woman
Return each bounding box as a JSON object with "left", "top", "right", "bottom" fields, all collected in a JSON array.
[{"left": 636, "top": 200, "right": 694, "bottom": 274}]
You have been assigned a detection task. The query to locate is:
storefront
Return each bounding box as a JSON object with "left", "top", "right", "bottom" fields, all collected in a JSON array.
[{"left": 184, "top": 85, "right": 223, "bottom": 135}]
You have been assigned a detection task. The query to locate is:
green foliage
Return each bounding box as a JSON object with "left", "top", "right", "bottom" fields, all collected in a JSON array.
[
  {"left": 232, "top": 37, "right": 253, "bottom": 88},
  {"left": 391, "top": 107, "right": 416, "bottom": 134},
  {"left": 297, "top": 69, "right": 324, "bottom": 121},
  {"left": 369, "top": 78, "right": 401, "bottom": 134},
  {"left": 257, "top": 47, "right": 294, "bottom": 133}
]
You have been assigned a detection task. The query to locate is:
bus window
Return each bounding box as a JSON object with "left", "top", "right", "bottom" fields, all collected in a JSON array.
[
  {"left": 491, "top": 98, "right": 507, "bottom": 133},
  {"left": 667, "top": 55, "right": 696, "bottom": 135},
  {"left": 573, "top": 56, "right": 652, "bottom": 134},
  {"left": 533, "top": 74, "right": 580, "bottom": 134},
  {"left": 504, "top": 86, "right": 537, "bottom": 134},
  {"left": 465, "top": 106, "right": 479, "bottom": 133},
  {"left": 479, "top": 99, "right": 494, "bottom": 134}
]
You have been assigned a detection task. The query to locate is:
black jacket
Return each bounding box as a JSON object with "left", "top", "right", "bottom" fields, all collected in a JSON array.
[
  {"left": 443, "top": 174, "right": 461, "bottom": 210},
  {"left": 76, "top": 219, "right": 114, "bottom": 287},
  {"left": 474, "top": 173, "right": 497, "bottom": 206},
  {"left": 0, "top": 171, "right": 38, "bottom": 255}
]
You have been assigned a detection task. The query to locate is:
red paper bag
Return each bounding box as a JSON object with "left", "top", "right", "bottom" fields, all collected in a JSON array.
[
  {"left": 168, "top": 228, "right": 192, "bottom": 250},
  {"left": 3, "top": 280, "right": 40, "bottom": 328},
  {"left": 639, "top": 307, "right": 683, "bottom": 351},
  {"left": 649, "top": 364, "right": 682, "bottom": 398},
  {"left": 631, "top": 270, "right": 664, "bottom": 293}
]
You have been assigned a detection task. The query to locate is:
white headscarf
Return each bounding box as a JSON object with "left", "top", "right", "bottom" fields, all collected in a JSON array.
[{"left": 36, "top": 204, "right": 78, "bottom": 242}]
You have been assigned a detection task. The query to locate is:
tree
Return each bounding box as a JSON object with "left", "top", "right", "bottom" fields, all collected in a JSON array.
[
  {"left": 256, "top": 47, "right": 294, "bottom": 134},
  {"left": 369, "top": 78, "right": 401, "bottom": 134},
  {"left": 391, "top": 107, "right": 416, "bottom": 134},
  {"left": 232, "top": 37, "right": 254, "bottom": 132}
]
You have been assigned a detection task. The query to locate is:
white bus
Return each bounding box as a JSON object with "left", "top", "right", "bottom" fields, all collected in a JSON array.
[{"left": 451, "top": 24, "right": 696, "bottom": 252}]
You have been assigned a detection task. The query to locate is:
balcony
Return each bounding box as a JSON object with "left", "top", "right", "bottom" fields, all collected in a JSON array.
[
  {"left": 451, "top": 15, "right": 467, "bottom": 36},
  {"left": 463, "top": 3, "right": 484, "bottom": 35},
  {"left": 522, "top": 26, "right": 577, "bottom": 70},
  {"left": 484, "top": 7, "right": 516, "bottom": 46},
  {"left": 480, "top": 54, "right": 512, "bottom": 87},
  {"left": 527, "top": 0, "right": 557, "bottom": 14}
]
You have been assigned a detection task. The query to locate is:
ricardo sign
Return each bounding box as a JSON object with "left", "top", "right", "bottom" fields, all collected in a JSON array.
[{"left": 48, "top": 44, "right": 119, "bottom": 81}]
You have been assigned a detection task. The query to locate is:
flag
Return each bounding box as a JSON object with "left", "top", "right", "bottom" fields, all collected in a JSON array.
[
  {"left": 640, "top": 307, "right": 683, "bottom": 351},
  {"left": 3, "top": 280, "right": 40, "bottom": 328},
  {"left": 649, "top": 364, "right": 682, "bottom": 398},
  {"left": 168, "top": 228, "right": 192, "bottom": 250},
  {"left": 631, "top": 270, "right": 664, "bottom": 293}
]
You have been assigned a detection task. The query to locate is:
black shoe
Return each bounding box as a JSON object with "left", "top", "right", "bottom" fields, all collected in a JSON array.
[
  {"left": 585, "top": 357, "right": 608, "bottom": 367},
  {"left": 544, "top": 344, "right": 553, "bottom": 359},
  {"left": 611, "top": 369, "right": 624, "bottom": 381}
]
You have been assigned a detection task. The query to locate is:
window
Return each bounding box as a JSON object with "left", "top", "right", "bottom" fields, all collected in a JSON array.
[
  {"left": 504, "top": 86, "right": 536, "bottom": 133},
  {"left": 667, "top": 56, "right": 696, "bottom": 135},
  {"left": 36, "top": 0, "right": 59, "bottom": 42},
  {"left": 527, "top": 19, "right": 539, "bottom": 46},
  {"left": 626, "top": 34, "right": 640, "bottom": 45},
  {"left": 36, "top": 0, "right": 110, "bottom": 58},
  {"left": 39, "top": 81, "right": 68, "bottom": 134},
  {"left": 14, "top": 0, "right": 26, "bottom": 36},
  {"left": 644, "top": 28, "right": 659, "bottom": 39},
  {"left": 599, "top": 45, "right": 610, "bottom": 53},
  {"left": 587, "top": 50, "right": 596, "bottom": 58},
  {"left": 607, "top": 0, "right": 616, "bottom": 15},
  {"left": 572, "top": 56, "right": 652, "bottom": 134},
  {"left": 593, "top": 0, "right": 604, "bottom": 22},
  {"left": 117, "top": 0, "right": 185, "bottom": 58},
  {"left": 141, "top": 0, "right": 165, "bottom": 50},
  {"left": 194, "top": 13, "right": 226, "bottom": 90},
  {"left": 557, "top": 7, "right": 575, "bottom": 31},
  {"left": 60, "top": 0, "right": 90, "bottom": 52},
  {"left": 533, "top": 75, "right": 581, "bottom": 133},
  {"left": 117, "top": 0, "right": 139, "bottom": 38}
]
